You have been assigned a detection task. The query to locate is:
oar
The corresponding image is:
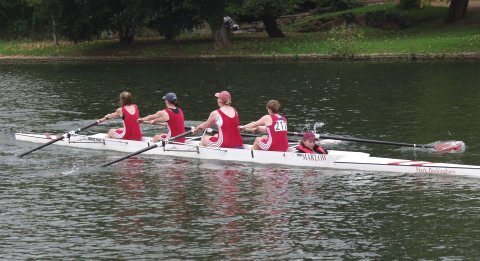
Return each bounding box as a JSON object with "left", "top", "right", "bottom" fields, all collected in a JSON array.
[
  {"left": 288, "top": 132, "right": 465, "bottom": 153},
  {"left": 18, "top": 121, "right": 101, "bottom": 157},
  {"left": 202, "top": 127, "right": 300, "bottom": 142},
  {"left": 190, "top": 127, "right": 268, "bottom": 139},
  {"left": 100, "top": 130, "right": 194, "bottom": 167}
]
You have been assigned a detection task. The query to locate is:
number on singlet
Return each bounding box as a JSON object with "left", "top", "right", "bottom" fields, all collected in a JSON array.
[{"left": 274, "top": 120, "right": 287, "bottom": 131}]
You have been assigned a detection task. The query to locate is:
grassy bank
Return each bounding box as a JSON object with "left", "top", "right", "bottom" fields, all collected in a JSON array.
[{"left": 1, "top": 3, "right": 479, "bottom": 60}]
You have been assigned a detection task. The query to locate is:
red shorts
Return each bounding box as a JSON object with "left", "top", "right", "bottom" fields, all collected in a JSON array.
[
  {"left": 114, "top": 128, "right": 125, "bottom": 139},
  {"left": 259, "top": 138, "right": 270, "bottom": 151}
]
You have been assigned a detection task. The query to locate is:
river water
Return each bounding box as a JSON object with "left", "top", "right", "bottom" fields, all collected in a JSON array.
[{"left": 1, "top": 61, "right": 480, "bottom": 259}]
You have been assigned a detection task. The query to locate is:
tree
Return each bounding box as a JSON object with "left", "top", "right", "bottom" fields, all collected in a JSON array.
[
  {"left": 234, "top": 0, "right": 294, "bottom": 38},
  {"left": 192, "top": 0, "right": 232, "bottom": 49},
  {"left": 105, "top": 0, "right": 147, "bottom": 44},
  {"left": 0, "top": 0, "right": 35, "bottom": 39},
  {"left": 446, "top": 0, "right": 469, "bottom": 23},
  {"left": 30, "top": 0, "right": 112, "bottom": 44},
  {"left": 144, "top": 0, "right": 201, "bottom": 41}
]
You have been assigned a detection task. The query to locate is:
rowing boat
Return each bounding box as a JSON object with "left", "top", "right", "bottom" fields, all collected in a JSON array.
[{"left": 15, "top": 132, "right": 480, "bottom": 178}]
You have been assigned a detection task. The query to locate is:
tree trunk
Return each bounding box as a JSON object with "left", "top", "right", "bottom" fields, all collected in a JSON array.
[
  {"left": 52, "top": 15, "right": 58, "bottom": 45},
  {"left": 164, "top": 28, "right": 175, "bottom": 41},
  {"left": 446, "top": 0, "right": 470, "bottom": 23},
  {"left": 118, "top": 23, "right": 134, "bottom": 43},
  {"left": 262, "top": 11, "right": 284, "bottom": 38},
  {"left": 212, "top": 25, "right": 232, "bottom": 49}
]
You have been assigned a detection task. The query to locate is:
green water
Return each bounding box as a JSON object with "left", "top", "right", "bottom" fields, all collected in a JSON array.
[{"left": 1, "top": 61, "right": 480, "bottom": 259}]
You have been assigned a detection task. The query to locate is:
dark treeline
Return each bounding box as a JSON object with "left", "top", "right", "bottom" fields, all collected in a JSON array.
[
  {"left": 0, "top": 0, "right": 304, "bottom": 48},
  {"left": 0, "top": 0, "right": 470, "bottom": 48}
]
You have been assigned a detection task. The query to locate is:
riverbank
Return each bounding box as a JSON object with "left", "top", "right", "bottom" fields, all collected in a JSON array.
[
  {"left": 1, "top": 3, "right": 479, "bottom": 62},
  {"left": 2, "top": 52, "right": 480, "bottom": 63}
]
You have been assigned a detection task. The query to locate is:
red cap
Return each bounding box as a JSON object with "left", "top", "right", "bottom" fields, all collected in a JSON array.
[
  {"left": 303, "top": 131, "right": 316, "bottom": 141},
  {"left": 215, "top": 91, "right": 231, "bottom": 102}
]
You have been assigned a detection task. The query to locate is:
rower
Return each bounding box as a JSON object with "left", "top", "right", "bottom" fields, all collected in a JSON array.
[
  {"left": 240, "top": 100, "right": 289, "bottom": 152},
  {"left": 99, "top": 91, "right": 142, "bottom": 141},
  {"left": 296, "top": 131, "right": 328, "bottom": 154},
  {"left": 193, "top": 90, "right": 243, "bottom": 149},
  {"left": 138, "top": 92, "right": 185, "bottom": 143}
]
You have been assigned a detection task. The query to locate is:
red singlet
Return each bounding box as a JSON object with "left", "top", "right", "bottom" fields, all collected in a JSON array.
[
  {"left": 165, "top": 107, "right": 185, "bottom": 143},
  {"left": 208, "top": 109, "right": 243, "bottom": 148},
  {"left": 259, "top": 114, "right": 288, "bottom": 152},
  {"left": 114, "top": 105, "right": 142, "bottom": 141}
]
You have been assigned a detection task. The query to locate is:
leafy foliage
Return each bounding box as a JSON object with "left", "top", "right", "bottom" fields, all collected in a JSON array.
[
  {"left": 144, "top": 0, "right": 201, "bottom": 40},
  {"left": 0, "top": 0, "right": 35, "bottom": 39},
  {"left": 365, "top": 11, "right": 416, "bottom": 29},
  {"left": 327, "top": 24, "right": 364, "bottom": 56},
  {"left": 398, "top": 0, "right": 421, "bottom": 10}
]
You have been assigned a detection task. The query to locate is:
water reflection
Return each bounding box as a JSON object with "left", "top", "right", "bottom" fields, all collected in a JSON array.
[
  {"left": 205, "top": 167, "right": 244, "bottom": 249},
  {"left": 251, "top": 168, "right": 294, "bottom": 258},
  {"left": 117, "top": 158, "right": 146, "bottom": 198}
]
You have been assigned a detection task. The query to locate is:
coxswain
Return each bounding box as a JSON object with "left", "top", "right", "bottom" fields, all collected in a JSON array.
[{"left": 296, "top": 131, "right": 328, "bottom": 154}]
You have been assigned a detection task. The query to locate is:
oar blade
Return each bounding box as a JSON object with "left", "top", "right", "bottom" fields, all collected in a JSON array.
[{"left": 432, "top": 140, "right": 466, "bottom": 153}]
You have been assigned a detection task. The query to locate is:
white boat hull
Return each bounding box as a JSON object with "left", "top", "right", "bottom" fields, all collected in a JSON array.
[{"left": 15, "top": 132, "right": 480, "bottom": 178}]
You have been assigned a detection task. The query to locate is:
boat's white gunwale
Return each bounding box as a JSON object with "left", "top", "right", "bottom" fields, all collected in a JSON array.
[{"left": 14, "top": 132, "right": 480, "bottom": 178}]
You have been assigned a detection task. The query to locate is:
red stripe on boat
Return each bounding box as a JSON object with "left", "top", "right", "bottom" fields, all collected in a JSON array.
[
  {"left": 388, "top": 160, "right": 417, "bottom": 165},
  {"left": 388, "top": 160, "right": 431, "bottom": 166}
]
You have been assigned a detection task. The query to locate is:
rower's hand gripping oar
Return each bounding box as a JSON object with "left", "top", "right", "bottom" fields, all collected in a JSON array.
[
  {"left": 287, "top": 132, "right": 465, "bottom": 153},
  {"left": 100, "top": 130, "right": 194, "bottom": 167},
  {"left": 18, "top": 121, "right": 101, "bottom": 157}
]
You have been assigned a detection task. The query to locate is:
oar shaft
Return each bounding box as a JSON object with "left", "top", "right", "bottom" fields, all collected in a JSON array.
[
  {"left": 18, "top": 135, "right": 65, "bottom": 157},
  {"left": 100, "top": 130, "right": 194, "bottom": 167},
  {"left": 18, "top": 121, "right": 100, "bottom": 157},
  {"left": 201, "top": 127, "right": 298, "bottom": 142},
  {"left": 100, "top": 144, "right": 158, "bottom": 167},
  {"left": 317, "top": 134, "right": 433, "bottom": 149},
  {"left": 79, "top": 121, "right": 101, "bottom": 132},
  {"left": 170, "top": 130, "right": 194, "bottom": 141},
  {"left": 287, "top": 131, "right": 303, "bottom": 137}
]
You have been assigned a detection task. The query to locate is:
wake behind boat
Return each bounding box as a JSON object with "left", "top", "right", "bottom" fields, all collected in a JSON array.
[{"left": 15, "top": 132, "right": 480, "bottom": 178}]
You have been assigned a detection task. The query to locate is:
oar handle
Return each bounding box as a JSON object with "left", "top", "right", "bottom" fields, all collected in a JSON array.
[{"left": 18, "top": 120, "right": 100, "bottom": 157}]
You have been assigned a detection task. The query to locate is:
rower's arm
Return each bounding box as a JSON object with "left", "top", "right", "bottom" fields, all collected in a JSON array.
[
  {"left": 140, "top": 110, "right": 169, "bottom": 124},
  {"left": 194, "top": 111, "right": 218, "bottom": 133},
  {"left": 240, "top": 115, "right": 269, "bottom": 133},
  {"left": 100, "top": 107, "right": 122, "bottom": 122}
]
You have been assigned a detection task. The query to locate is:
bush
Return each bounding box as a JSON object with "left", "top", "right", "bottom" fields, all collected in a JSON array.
[
  {"left": 399, "top": 0, "right": 421, "bottom": 9},
  {"left": 365, "top": 11, "right": 416, "bottom": 29},
  {"left": 313, "top": 0, "right": 362, "bottom": 15}
]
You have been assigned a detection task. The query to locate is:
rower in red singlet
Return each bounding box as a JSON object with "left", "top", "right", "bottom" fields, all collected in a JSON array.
[
  {"left": 138, "top": 92, "right": 185, "bottom": 143},
  {"left": 194, "top": 90, "right": 243, "bottom": 148},
  {"left": 240, "top": 100, "right": 288, "bottom": 152},
  {"left": 99, "top": 91, "right": 142, "bottom": 141}
]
